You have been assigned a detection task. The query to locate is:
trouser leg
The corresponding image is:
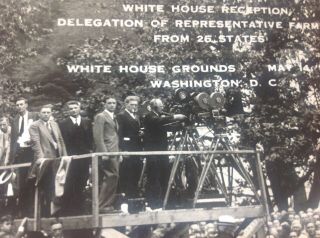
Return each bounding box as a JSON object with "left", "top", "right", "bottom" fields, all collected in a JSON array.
[{"left": 99, "top": 157, "right": 120, "bottom": 209}]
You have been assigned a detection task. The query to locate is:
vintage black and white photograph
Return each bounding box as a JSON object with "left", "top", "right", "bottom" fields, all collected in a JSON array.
[{"left": 0, "top": 0, "right": 319, "bottom": 237}]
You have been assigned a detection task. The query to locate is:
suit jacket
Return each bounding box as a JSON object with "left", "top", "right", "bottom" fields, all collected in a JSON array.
[
  {"left": 143, "top": 111, "right": 174, "bottom": 151},
  {"left": 10, "top": 111, "right": 38, "bottom": 162},
  {"left": 0, "top": 127, "right": 11, "bottom": 166},
  {"left": 93, "top": 111, "right": 119, "bottom": 153},
  {"left": 117, "top": 110, "right": 142, "bottom": 152},
  {"left": 59, "top": 117, "right": 92, "bottom": 155},
  {"left": 28, "top": 119, "right": 67, "bottom": 182}
]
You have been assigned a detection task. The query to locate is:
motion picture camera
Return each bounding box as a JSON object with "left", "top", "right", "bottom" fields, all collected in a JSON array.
[
  {"left": 169, "top": 88, "right": 227, "bottom": 131},
  {"left": 140, "top": 88, "right": 244, "bottom": 132}
]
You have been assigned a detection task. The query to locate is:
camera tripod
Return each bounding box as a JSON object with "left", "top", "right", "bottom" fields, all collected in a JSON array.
[{"left": 162, "top": 125, "right": 261, "bottom": 209}]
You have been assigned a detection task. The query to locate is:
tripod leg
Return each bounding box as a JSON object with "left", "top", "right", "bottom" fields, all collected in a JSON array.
[
  {"left": 222, "top": 138, "right": 261, "bottom": 202},
  {"left": 207, "top": 162, "right": 230, "bottom": 205},
  {"left": 138, "top": 158, "right": 146, "bottom": 190},
  {"left": 163, "top": 131, "right": 188, "bottom": 209},
  {"left": 193, "top": 138, "right": 220, "bottom": 207},
  {"left": 217, "top": 163, "right": 230, "bottom": 205},
  {"left": 168, "top": 131, "right": 180, "bottom": 151}
]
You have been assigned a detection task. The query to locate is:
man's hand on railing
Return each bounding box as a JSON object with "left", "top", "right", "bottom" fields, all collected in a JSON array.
[
  {"left": 121, "top": 151, "right": 129, "bottom": 160},
  {"left": 101, "top": 155, "right": 108, "bottom": 160},
  {"left": 36, "top": 158, "right": 46, "bottom": 165}
]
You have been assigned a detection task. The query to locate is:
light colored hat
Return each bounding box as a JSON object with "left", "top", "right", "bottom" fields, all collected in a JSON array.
[
  {"left": 55, "top": 156, "right": 72, "bottom": 197},
  {"left": 0, "top": 170, "right": 14, "bottom": 185}
]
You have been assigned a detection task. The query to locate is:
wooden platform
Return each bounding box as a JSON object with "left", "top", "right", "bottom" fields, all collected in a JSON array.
[
  {"left": 22, "top": 205, "right": 264, "bottom": 231},
  {"left": 6, "top": 149, "right": 268, "bottom": 237}
]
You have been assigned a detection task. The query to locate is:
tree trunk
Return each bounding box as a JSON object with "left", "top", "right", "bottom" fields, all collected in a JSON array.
[{"left": 307, "top": 155, "right": 320, "bottom": 208}]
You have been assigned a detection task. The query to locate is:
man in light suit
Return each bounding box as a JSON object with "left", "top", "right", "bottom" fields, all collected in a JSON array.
[
  {"left": 59, "top": 100, "right": 92, "bottom": 216},
  {"left": 29, "top": 104, "right": 67, "bottom": 217},
  {"left": 10, "top": 97, "right": 38, "bottom": 216},
  {"left": 0, "top": 117, "right": 11, "bottom": 166},
  {"left": 93, "top": 97, "right": 119, "bottom": 212},
  {"left": 0, "top": 117, "right": 12, "bottom": 200},
  {"left": 117, "top": 96, "right": 143, "bottom": 199}
]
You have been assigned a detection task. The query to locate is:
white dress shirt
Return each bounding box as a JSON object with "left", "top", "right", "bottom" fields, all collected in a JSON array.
[
  {"left": 17, "top": 111, "right": 32, "bottom": 147},
  {"left": 104, "top": 110, "right": 115, "bottom": 120},
  {"left": 125, "top": 109, "right": 136, "bottom": 120},
  {"left": 70, "top": 116, "right": 81, "bottom": 126}
]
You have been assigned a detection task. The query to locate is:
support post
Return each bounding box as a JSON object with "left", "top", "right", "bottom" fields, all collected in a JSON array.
[
  {"left": 256, "top": 224, "right": 266, "bottom": 238},
  {"left": 256, "top": 150, "right": 270, "bottom": 220},
  {"left": 92, "top": 155, "right": 99, "bottom": 227},
  {"left": 34, "top": 186, "right": 41, "bottom": 231}
]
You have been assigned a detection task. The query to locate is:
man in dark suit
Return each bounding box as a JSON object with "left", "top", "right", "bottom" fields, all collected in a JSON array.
[
  {"left": 10, "top": 97, "right": 38, "bottom": 216},
  {"left": 29, "top": 104, "right": 67, "bottom": 217},
  {"left": 93, "top": 97, "right": 120, "bottom": 212},
  {"left": 117, "top": 96, "right": 143, "bottom": 199},
  {"left": 143, "top": 98, "right": 186, "bottom": 208},
  {"left": 58, "top": 100, "right": 92, "bottom": 216}
]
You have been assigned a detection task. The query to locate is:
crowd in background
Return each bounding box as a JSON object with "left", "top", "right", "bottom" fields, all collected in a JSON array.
[{"left": 266, "top": 208, "right": 320, "bottom": 238}]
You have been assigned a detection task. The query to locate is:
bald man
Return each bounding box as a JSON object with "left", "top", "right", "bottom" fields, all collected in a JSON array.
[{"left": 143, "top": 98, "right": 185, "bottom": 208}]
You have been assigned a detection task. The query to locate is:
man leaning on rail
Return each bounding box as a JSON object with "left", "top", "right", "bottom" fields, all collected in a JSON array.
[{"left": 29, "top": 104, "right": 67, "bottom": 217}]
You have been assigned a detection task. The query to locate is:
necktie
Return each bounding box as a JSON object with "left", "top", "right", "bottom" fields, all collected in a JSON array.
[
  {"left": 2, "top": 133, "right": 5, "bottom": 148},
  {"left": 135, "top": 114, "right": 140, "bottom": 126},
  {"left": 113, "top": 116, "right": 118, "bottom": 131},
  {"left": 46, "top": 122, "right": 51, "bottom": 131},
  {"left": 19, "top": 116, "right": 24, "bottom": 136},
  {"left": 73, "top": 117, "right": 80, "bottom": 126},
  {"left": 47, "top": 122, "right": 57, "bottom": 142}
]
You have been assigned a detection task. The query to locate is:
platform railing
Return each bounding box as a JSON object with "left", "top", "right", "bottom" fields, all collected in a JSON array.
[{"left": 0, "top": 149, "right": 268, "bottom": 234}]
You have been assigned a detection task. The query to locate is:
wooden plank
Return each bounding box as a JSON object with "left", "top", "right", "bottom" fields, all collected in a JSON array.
[
  {"left": 91, "top": 155, "right": 100, "bottom": 227},
  {"left": 0, "top": 150, "right": 257, "bottom": 171},
  {"left": 34, "top": 187, "right": 41, "bottom": 230},
  {"left": 24, "top": 205, "right": 264, "bottom": 231},
  {"left": 100, "top": 229, "right": 129, "bottom": 238},
  {"left": 256, "top": 226, "right": 266, "bottom": 238},
  {"left": 100, "top": 206, "right": 264, "bottom": 227},
  {"left": 77, "top": 150, "right": 257, "bottom": 158},
  {"left": 237, "top": 218, "right": 265, "bottom": 238},
  {"left": 24, "top": 215, "right": 93, "bottom": 231},
  {"left": 0, "top": 162, "right": 31, "bottom": 170},
  {"left": 255, "top": 151, "right": 270, "bottom": 220}
]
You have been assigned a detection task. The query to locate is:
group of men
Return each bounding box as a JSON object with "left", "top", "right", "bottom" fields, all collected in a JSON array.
[{"left": 0, "top": 95, "right": 186, "bottom": 217}]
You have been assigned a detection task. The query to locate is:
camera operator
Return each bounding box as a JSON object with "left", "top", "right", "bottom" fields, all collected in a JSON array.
[{"left": 143, "top": 98, "right": 186, "bottom": 209}]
